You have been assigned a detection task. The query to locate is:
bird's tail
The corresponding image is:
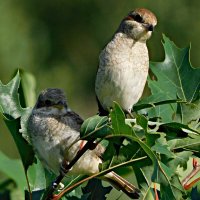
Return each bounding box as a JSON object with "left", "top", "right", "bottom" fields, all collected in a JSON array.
[{"left": 102, "top": 171, "right": 140, "bottom": 199}]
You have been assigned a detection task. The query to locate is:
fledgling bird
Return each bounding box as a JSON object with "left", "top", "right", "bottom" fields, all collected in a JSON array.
[
  {"left": 95, "top": 8, "right": 157, "bottom": 115},
  {"left": 27, "top": 88, "right": 140, "bottom": 199}
]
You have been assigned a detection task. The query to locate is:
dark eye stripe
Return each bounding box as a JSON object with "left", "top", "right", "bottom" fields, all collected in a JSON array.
[
  {"left": 44, "top": 100, "right": 52, "bottom": 106},
  {"left": 36, "top": 101, "right": 45, "bottom": 108},
  {"left": 129, "top": 13, "right": 144, "bottom": 23}
]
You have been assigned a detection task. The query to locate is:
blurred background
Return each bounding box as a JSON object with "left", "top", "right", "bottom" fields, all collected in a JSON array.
[{"left": 0, "top": 0, "right": 200, "bottom": 194}]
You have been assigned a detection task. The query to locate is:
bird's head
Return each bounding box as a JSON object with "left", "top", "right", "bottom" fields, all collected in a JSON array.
[
  {"left": 119, "top": 8, "right": 157, "bottom": 41},
  {"left": 34, "top": 88, "right": 69, "bottom": 115}
]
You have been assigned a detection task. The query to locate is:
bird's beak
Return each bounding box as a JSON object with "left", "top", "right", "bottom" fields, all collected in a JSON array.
[
  {"left": 143, "top": 24, "right": 154, "bottom": 32},
  {"left": 53, "top": 104, "right": 64, "bottom": 110}
]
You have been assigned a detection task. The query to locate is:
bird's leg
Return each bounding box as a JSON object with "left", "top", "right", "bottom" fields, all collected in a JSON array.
[
  {"left": 182, "top": 158, "right": 200, "bottom": 190},
  {"left": 127, "top": 109, "right": 135, "bottom": 119}
]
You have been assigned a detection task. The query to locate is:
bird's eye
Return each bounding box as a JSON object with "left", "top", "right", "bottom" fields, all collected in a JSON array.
[
  {"left": 130, "top": 13, "right": 144, "bottom": 23},
  {"left": 45, "top": 100, "right": 52, "bottom": 106},
  {"left": 57, "top": 101, "right": 63, "bottom": 105}
]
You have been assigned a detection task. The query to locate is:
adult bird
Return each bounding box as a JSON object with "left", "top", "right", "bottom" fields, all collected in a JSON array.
[{"left": 95, "top": 8, "right": 157, "bottom": 115}]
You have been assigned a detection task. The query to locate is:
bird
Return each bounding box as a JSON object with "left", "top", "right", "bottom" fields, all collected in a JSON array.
[
  {"left": 95, "top": 8, "right": 157, "bottom": 115},
  {"left": 27, "top": 88, "right": 140, "bottom": 199}
]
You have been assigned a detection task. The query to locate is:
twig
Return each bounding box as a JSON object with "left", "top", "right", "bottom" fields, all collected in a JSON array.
[
  {"left": 125, "top": 119, "right": 199, "bottom": 134},
  {"left": 52, "top": 156, "right": 147, "bottom": 200},
  {"left": 25, "top": 171, "right": 32, "bottom": 200},
  {"left": 154, "top": 183, "right": 159, "bottom": 200},
  {"left": 182, "top": 158, "right": 200, "bottom": 190},
  {"left": 52, "top": 173, "right": 99, "bottom": 200}
]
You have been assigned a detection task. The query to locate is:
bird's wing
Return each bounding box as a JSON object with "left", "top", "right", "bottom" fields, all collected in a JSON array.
[
  {"left": 62, "top": 111, "right": 106, "bottom": 159},
  {"left": 61, "top": 111, "right": 84, "bottom": 132}
]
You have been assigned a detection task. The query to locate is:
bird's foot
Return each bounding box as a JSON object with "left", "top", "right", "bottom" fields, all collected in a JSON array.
[{"left": 127, "top": 110, "right": 135, "bottom": 119}]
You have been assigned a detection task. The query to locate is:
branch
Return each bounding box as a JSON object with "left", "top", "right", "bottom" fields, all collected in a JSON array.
[
  {"left": 182, "top": 158, "right": 200, "bottom": 190},
  {"left": 52, "top": 156, "right": 147, "bottom": 200}
]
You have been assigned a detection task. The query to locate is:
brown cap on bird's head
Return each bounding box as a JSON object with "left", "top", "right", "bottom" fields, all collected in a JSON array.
[
  {"left": 124, "top": 8, "right": 157, "bottom": 32},
  {"left": 133, "top": 8, "right": 157, "bottom": 26}
]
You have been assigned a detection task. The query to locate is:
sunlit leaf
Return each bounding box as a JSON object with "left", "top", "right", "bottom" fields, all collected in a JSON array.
[
  {"left": 136, "top": 35, "right": 200, "bottom": 122},
  {"left": 80, "top": 115, "right": 110, "bottom": 139},
  {"left": 19, "top": 69, "right": 36, "bottom": 107},
  {"left": 27, "top": 157, "right": 46, "bottom": 191},
  {"left": 151, "top": 136, "right": 175, "bottom": 158},
  {"left": 110, "top": 102, "right": 133, "bottom": 135},
  {"left": 0, "top": 71, "right": 26, "bottom": 119}
]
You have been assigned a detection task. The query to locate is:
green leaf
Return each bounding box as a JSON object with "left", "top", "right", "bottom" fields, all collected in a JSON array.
[
  {"left": 80, "top": 115, "right": 110, "bottom": 139},
  {"left": 27, "top": 157, "right": 46, "bottom": 191},
  {"left": 160, "top": 122, "right": 199, "bottom": 134},
  {"left": 101, "top": 138, "right": 142, "bottom": 170},
  {"left": 136, "top": 35, "right": 200, "bottom": 122},
  {"left": 133, "top": 99, "right": 181, "bottom": 112},
  {"left": 3, "top": 117, "right": 35, "bottom": 171},
  {"left": 167, "top": 151, "right": 193, "bottom": 171},
  {"left": 136, "top": 114, "right": 148, "bottom": 131},
  {"left": 0, "top": 151, "right": 27, "bottom": 192},
  {"left": 169, "top": 133, "right": 200, "bottom": 154},
  {"left": 177, "top": 99, "right": 200, "bottom": 129},
  {"left": 0, "top": 70, "right": 33, "bottom": 139},
  {"left": 81, "top": 179, "right": 112, "bottom": 200},
  {"left": 151, "top": 136, "right": 175, "bottom": 158},
  {"left": 0, "top": 71, "right": 26, "bottom": 119},
  {"left": 140, "top": 182, "right": 155, "bottom": 200},
  {"left": 19, "top": 69, "right": 37, "bottom": 107},
  {"left": 110, "top": 102, "right": 133, "bottom": 135},
  {"left": 159, "top": 162, "right": 174, "bottom": 179},
  {"left": 152, "top": 35, "right": 200, "bottom": 102},
  {"left": 0, "top": 71, "right": 37, "bottom": 198}
]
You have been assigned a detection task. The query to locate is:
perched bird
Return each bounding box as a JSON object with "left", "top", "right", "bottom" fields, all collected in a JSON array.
[
  {"left": 95, "top": 8, "right": 157, "bottom": 115},
  {"left": 27, "top": 88, "right": 140, "bottom": 199}
]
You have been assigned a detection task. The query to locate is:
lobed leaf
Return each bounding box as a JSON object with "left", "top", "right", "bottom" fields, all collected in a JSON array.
[
  {"left": 80, "top": 115, "right": 110, "bottom": 139},
  {"left": 135, "top": 35, "right": 200, "bottom": 123},
  {"left": 0, "top": 71, "right": 25, "bottom": 119},
  {"left": 110, "top": 102, "right": 133, "bottom": 135}
]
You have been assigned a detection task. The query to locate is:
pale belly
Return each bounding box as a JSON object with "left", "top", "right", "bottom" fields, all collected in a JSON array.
[
  {"left": 32, "top": 131, "right": 101, "bottom": 175},
  {"left": 96, "top": 64, "right": 148, "bottom": 112}
]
